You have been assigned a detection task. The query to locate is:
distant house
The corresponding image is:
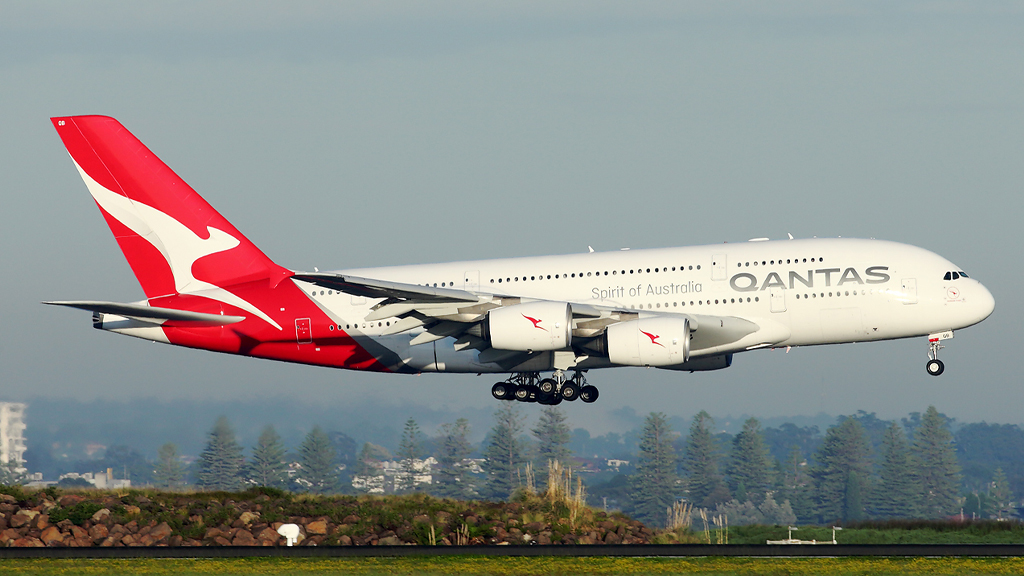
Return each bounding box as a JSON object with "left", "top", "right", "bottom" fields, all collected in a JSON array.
[
  {"left": 351, "top": 457, "right": 438, "bottom": 494},
  {"left": 56, "top": 469, "right": 130, "bottom": 489},
  {"left": 606, "top": 459, "right": 631, "bottom": 472}
]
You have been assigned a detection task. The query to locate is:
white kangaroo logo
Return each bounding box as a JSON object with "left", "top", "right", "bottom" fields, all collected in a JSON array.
[{"left": 74, "top": 160, "right": 282, "bottom": 330}]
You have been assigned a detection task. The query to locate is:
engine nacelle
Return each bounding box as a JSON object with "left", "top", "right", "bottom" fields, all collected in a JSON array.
[
  {"left": 606, "top": 317, "right": 691, "bottom": 367},
  {"left": 487, "top": 301, "right": 572, "bottom": 352}
]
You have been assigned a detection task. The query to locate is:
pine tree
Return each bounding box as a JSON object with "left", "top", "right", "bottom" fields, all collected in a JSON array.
[
  {"left": 726, "top": 418, "right": 772, "bottom": 503},
  {"left": 870, "top": 422, "right": 920, "bottom": 518},
  {"left": 195, "top": 416, "right": 245, "bottom": 491},
  {"left": 682, "top": 410, "right": 728, "bottom": 508},
  {"left": 629, "top": 412, "right": 678, "bottom": 527},
  {"left": 776, "top": 447, "right": 814, "bottom": 523},
  {"left": 483, "top": 402, "right": 526, "bottom": 500},
  {"left": 434, "top": 418, "right": 472, "bottom": 499},
  {"left": 354, "top": 443, "right": 391, "bottom": 477},
  {"left": 912, "top": 406, "right": 961, "bottom": 518},
  {"left": 532, "top": 406, "right": 573, "bottom": 472},
  {"left": 298, "top": 425, "right": 337, "bottom": 494},
  {"left": 248, "top": 425, "right": 289, "bottom": 489},
  {"left": 397, "top": 418, "right": 423, "bottom": 492},
  {"left": 990, "top": 467, "right": 1011, "bottom": 519},
  {"left": 153, "top": 443, "right": 185, "bottom": 489},
  {"left": 811, "top": 417, "right": 871, "bottom": 522}
]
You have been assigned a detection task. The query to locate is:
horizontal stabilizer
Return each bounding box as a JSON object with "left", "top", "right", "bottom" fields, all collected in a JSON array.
[{"left": 44, "top": 301, "right": 245, "bottom": 326}]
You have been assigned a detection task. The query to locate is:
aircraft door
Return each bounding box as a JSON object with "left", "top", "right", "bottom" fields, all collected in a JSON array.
[
  {"left": 464, "top": 270, "right": 479, "bottom": 291},
  {"left": 711, "top": 254, "right": 727, "bottom": 281},
  {"left": 901, "top": 278, "right": 918, "bottom": 304},
  {"left": 770, "top": 287, "right": 787, "bottom": 313},
  {"left": 295, "top": 318, "right": 312, "bottom": 344}
]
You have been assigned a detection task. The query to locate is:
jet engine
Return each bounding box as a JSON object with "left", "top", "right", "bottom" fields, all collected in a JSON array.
[
  {"left": 486, "top": 301, "right": 572, "bottom": 352},
  {"left": 605, "top": 317, "right": 691, "bottom": 367}
]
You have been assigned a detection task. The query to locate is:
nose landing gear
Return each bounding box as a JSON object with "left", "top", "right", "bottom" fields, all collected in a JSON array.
[{"left": 925, "top": 331, "right": 953, "bottom": 376}]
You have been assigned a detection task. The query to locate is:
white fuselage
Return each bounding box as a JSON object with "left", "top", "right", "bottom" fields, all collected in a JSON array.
[{"left": 295, "top": 238, "right": 994, "bottom": 374}]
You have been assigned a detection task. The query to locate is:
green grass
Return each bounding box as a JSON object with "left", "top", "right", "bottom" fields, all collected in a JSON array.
[{"left": 2, "top": 557, "right": 1024, "bottom": 576}]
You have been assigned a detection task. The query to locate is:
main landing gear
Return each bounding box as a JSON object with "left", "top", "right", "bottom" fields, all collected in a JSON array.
[
  {"left": 491, "top": 371, "right": 599, "bottom": 405},
  {"left": 925, "top": 331, "right": 953, "bottom": 376}
]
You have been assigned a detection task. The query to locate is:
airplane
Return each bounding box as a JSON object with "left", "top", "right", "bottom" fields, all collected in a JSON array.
[{"left": 47, "top": 115, "right": 996, "bottom": 405}]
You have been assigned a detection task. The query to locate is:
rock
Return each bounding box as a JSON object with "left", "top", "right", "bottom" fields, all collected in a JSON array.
[
  {"left": 100, "top": 537, "right": 115, "bottom": 547},
  {"left": 124, "top": 506, "right": 141, "bottom": 516},
  {"left": 120, "top": 534, "right": 136, "bottom": 546},
  {"left": 536, "top": 532, "right": 552, "bottom": 545},
  {"left": 10, "top": 511, "right": 37, "bottom": 528},
  {"left": 40, "top": 524, "right": 65, "bottom": 541},
  {"left": 91, "top": 509, "right": 111, "bottom": 523},
  {"left": 136, "top": 497, "right": 152, "bottom": 504},
  {"left": 32, "top": 514, "right": 50, "bottom": 531},
  {"left": 377, "top": 536, "right": 401, "bottom": 546},
  {"left": 412, "top": 515, "right": 430, "bottom": 524},
  {"left": 169, "top": 535, "right": 183, "bottom": 547},
  {"left": 338, "top": 535, "right": 352, "bottom": 546},
  {"left": 1, "top": 528, "right": 20, "bottom": 544},
  {"left": 525, "top": 522, "right": 544, "bottom": 533},
  {"left": 123, "top": 520, "right": 139, "bottom": 533},
  {"left": 603, "top": 531, "right": 621, "bottom": 545},
  {"left": 89, "top": 524, "right": 109, "bottom": 542},
  {"left": 13, "top": 537, "right": 44, "bottom": 547},
  {"left": 187, "top": 515, "right": 203, "bottom": 525},
  {"left": 464, "top": 515, "right": 478, "bottom": 526},
  {"left": 256, "top": 527, "right": 279, "bottom": 545},
  {"left": 213, "top": 536, "right": 231, "bottom": 546},
  {"left": 0, "top": 494, "right": 16, "bottom": 504},
  {"left": 305, "top": 520, "right": 327, "bottom": 535},
  {"left": 379, "top": 530, "right": 396, "bottom": 539},
  {"left": 204, "top": 527, "right": 223, "bottom": 540},
  {"left": 598, "top": 521, "right": 615, "bottom": 531},
  {"left": 150, "top": 522, "right": 172, "bottom": 542},
  {"left": 232, "top": 530, "right": 256, "bottom": 546},
  {"left": 434, "top": 511, "right": 451, "bottom": 524},
  {"left": 342, "top": 515, "right": 359, "bottom": 524},
  {"left": 239, "top": 511, "right": 259, "bottom": 525},
  {"left": 59, "top": 495, "right": 85, "bottom": 507},
  {"left": 139, "top": 534, "right": 155, "bottom": 546},
  {"left": 70, "top": 526, "right": 88, "bottom": 539}
]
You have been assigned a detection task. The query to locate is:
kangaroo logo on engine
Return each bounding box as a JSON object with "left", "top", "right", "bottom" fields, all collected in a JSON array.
[{"left": 523, "top": 314, "right": 547, "bottom": 331}]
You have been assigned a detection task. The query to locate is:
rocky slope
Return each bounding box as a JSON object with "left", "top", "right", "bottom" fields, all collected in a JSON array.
[{"left": 0, "top": 487, "right": 654, "bottom": 547}]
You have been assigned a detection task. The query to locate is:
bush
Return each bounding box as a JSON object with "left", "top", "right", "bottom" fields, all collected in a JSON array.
[{"left": 49, "top": 502, "right": 105, "bottom": 526}]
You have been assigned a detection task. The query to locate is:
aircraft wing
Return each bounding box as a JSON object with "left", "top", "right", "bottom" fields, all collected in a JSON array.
[{"left": 292, "top": 272, "right": 785, "bottom": 357}]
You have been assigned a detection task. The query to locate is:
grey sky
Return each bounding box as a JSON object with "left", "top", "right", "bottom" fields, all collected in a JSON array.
[{"left": 2, "top": 2, "right": 1022, "bottom": 434}]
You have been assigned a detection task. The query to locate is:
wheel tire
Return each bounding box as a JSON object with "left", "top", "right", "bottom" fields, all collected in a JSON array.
[
  {"left": 538, "top": 378, "right": 557, "bottom": 395},
  {"left": 560, "top": 382, "right": 580, "bottom": 401},
  {"left": 926, "top": 359, "right": 945, "bottom": 376},
  {"left": 491, "top": 382, "right": 509, "bottom": 400},
  {"left": 580, "top": 385, "right": 599, "bottom": 403},
  {"left": 514, "top": 386, "right": 531, "bottom": 401}
]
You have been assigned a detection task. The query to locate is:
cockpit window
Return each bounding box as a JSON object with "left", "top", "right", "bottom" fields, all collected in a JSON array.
[
  {"left": 952, "top": 272, "right": 960, "bottom": 280},
  {"left": 959, "top": 271, "right": 969, "bottom": 278},
  {"left": 943, "top": 272, "right": 951, "bottom": 281}
]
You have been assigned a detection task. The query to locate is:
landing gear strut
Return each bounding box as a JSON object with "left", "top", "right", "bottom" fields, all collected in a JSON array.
[{"left": 926, "top": 332, "right": 951, "bottom": 376}]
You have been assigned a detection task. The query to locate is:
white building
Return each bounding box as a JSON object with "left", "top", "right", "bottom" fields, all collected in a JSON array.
[
  {"left": 0, "top": 403, "right": 27, "bottom": 470},
  {"left": 57, "top": 469, "right": 131, "bottom": 489}
]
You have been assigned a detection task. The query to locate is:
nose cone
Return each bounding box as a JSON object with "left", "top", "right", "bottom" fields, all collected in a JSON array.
[{"left": 974, "top": 282, "right": 996, "bottom": 323}]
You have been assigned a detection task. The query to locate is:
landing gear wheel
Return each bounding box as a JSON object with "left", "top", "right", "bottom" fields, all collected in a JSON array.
[
  {"left": 514, "top": 386, "right": 531, "bottom": 402},
  {"left": 560, "top": 382, "right": 580, "bottom": 401},
  {"left": 926, "top": 359, "right": 945, "bottom": 376},
  {"left": 580, "top": 385, "right": 599, "bottom": 404},
  {"left": 491, "top": 382, "right": 511, "bottom": 400},
  {"left": 538, "top": 378, "right": 557, "bottom": 395}
]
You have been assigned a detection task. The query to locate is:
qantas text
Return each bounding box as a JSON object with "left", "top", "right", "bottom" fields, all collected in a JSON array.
[{"left": 730, "top": 266, "right": 890, "bottom": 292}]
